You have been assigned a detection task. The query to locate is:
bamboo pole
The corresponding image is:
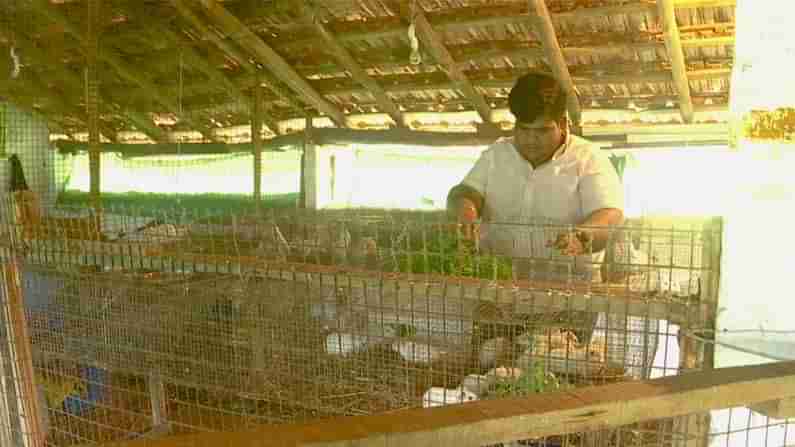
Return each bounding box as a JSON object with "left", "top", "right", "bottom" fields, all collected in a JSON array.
[
  {"left": 2, "top": 261, "right": 46, "bottom": 447},
  {"left": 252, "top": 82, "right": 263, "bottom": 208},
  {"left": 528, "top": 0, "right": 582, "bottom": 129},
  {"left": 87, "top": 0, "right": 101, "bottom": 209},
  {"left": 657, "top": 0, "right": 695, "bottom": 123}
]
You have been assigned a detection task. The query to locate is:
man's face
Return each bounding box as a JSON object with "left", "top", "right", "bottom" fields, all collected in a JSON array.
[{"left": 513, "top": 117, "right": 565, "bottom": 167}]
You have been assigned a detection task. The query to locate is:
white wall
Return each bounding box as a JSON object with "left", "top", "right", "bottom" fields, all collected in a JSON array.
[{"left": 0, "top": 103, "right": 56, "bottom": 211}]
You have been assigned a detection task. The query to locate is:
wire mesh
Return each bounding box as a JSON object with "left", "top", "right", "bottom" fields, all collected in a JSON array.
[
  {"left": 0, "top": 3, "right": 786, "bottom": 447},
  {"left": 0, "top": 200, "right": 731, "bottom": 446}
]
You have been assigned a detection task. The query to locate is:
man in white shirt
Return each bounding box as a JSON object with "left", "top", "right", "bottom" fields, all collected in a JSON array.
[
  {"left": 447, "top": 74, "right": 661, "bottom": 379},
  {"left": 447, "top": 73, "right": 624, "bottom": 281}
]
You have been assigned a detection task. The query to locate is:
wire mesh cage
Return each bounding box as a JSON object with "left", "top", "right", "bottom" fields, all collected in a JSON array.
[{"left": 0, "top": 201, "right": 727, "bottom": 446}]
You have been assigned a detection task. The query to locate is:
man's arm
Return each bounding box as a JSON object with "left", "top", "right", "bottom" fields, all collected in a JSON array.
[
  {"left": 577, "top": 207, "right": 624, "bottom": 252},
  {"left": 446, "top": 184, "right": 485, "bottom": 220}
]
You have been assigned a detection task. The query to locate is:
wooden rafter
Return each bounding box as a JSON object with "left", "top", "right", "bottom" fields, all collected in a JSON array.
[
  {"left": 658, "top": 0, "right": 695, "bottom": 123},
  {"left": 169, "top": 0, "right": 304, "bottom": 119},
  {"left": 282, "top": 0, "right": 735, "bottom": 48},
  {"left": 30, "top": 0, "right": 216, "bottom": 141},
  {"left": 147, "top": 21, "right": 282, "bottom": 135},
  {"left": 87, "top": 0, "right": 100, "bottom": 203},
  {"left": 411, "top": 9, "right": 493, "bottom": 126},
  {"left": 196, "top": 0, "right": 347, "bottom": 127},
  {"left": 528, "top": 0, "right": 582, "bottom": 126},
  {"left": 138, "top": 68, "right": 732, "bottom": 118},
  {"left": 673, "top": 0, "right": 735, "bottom": 6},
  {"left": 306, "top": 6, "right": 405, "bottom": 128},
  {"left": 5, "top": 31, "right": 163, "bottom": 142}
]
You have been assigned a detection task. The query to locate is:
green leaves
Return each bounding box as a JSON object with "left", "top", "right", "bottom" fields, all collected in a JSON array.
[
  {"left": 492, "top": 362, "right": 569, "bottom": 397},
  {"left": 393, "top": 233, "right": 513, "bottom": 280}
]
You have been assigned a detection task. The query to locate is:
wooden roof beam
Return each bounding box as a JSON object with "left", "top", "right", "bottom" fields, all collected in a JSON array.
[
  {"left": 673, "top": 0, "right": 735, "bottom": 7},
  {"left": 658, "top": 0, "right": 695, "bottom": 123},
  {"left": 170, "top": 68, "right": 732, "bottom": 115},
  {"left": 528, "top": 0, "right": 582, "bottom": 127},
  {"left": 169, "top": 0, "right": 305, "bottom": 116},
  {"left": 411, "top": 9, "right": 494, "bottom": 127},
  {"left": 306, "top": 7, "right": 405, "bottom": 128},
  {"left": 282, "top": 1, "right": 735, "bottom": 50},
  {"left": 196, "top": 0, "right": 347, "bottom": 127},
  {"left": 5, "top": 30, "right": 164, "bottom": 142},
  {"left": 149, "top": 22, "right": 282, "bottom": 135},
  {"left": 30, "top": 0, "right": 215, "bottom": 142}
]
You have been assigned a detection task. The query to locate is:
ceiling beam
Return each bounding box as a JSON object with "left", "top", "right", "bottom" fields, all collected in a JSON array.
[
  {"left": 333, "top": 68, "right": 730, "bottom": 95},
  {"left": 658, "top": 0, "right": 695, "bottom": 123},
  {"left": 146, "top": 68, "right": 732, "bottom": 116},
  {"left": 527, "top": 0, "right": 582, "bottom": 126},
  {"left": 673, "top": 0, "right": 735, "bottom": 7},
  {"left": 5, "top": 30, "right": 165, "bottom": 142},
  {"left": 196, "top": 0, "right": 347, "bottom": 127},
  {"left": 287, "top": 2, "right": 661, "bottom": 48},
  {"left": 306, "top": 7, "right": 405, "bottom": 128},
  {"left": 279, "top": 0, "right": 735, "bottom": 51},
  {"left": 411, "top": 9, "right": 493, "bottom": 125},
  {"left": 148, "top": 20, "right": 282, "bottom": 135},
  {"left": 29, "top": 0, "right": 210, "bottom": 141},
  {"left": 169, "top": 0, "right": 305, "bottom": 116}
]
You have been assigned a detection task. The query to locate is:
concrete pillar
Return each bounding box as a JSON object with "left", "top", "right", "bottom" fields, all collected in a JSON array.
[{"left": 302, "top": 145, "right": 355, "bottom": 209}]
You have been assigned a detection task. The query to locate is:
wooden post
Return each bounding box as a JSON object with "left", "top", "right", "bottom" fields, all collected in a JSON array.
[
  {"left": 252, "top": 82, "right": 263, "bottom": 208},
  {"left": 1, "top": 261, "right": 46, "bottom": 447},
  {"left": 301, "top": 116, "right": 315, "bottom": 209},
  {"left": 657, "top": 0, "right": 695, "bottom": 124},
  {"left": 148, "top": 372, "right": 168, "bottom": 431},
  {"left": 673, "top": 217, "right": 722, "bottom": 447},
  {"left": 527, "top": 0, "right": 582, "bottom": 129},
  {"left": 87, "top": 0, "right": 101, "bottom": 210}
]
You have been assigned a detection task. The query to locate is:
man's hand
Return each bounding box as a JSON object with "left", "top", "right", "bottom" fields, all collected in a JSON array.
[
  {"left": 451, "top": 198, "right": 480, "bottom": 241},
  {"left": 548, "top": 229, "right": 593, "bottom": 256}
]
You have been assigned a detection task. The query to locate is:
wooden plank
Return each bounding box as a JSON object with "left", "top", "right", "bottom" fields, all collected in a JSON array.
[
  {"left": 53, "top": 141, "right": 283, "bottom": 156},
  {"left": 673, "top": 0, "right": 736, "bottom": 7},
  {"left": 2, "top": 261, "right": 46, "bottom": 447},
  {"left": 411, "top": 10, "right": 494, "bottom": 126},
  {"left": 197, "top": 0, "right": 347, "bottom": 126},
  {"left": 750, "top": 397, "right": 795, "bottom": 420},
  {"left": 6, "top": 235, "right": 710, "bottom": 326},
  {"left": 252, "top": 83, "right": 263, "bottom": 204},
  {"left": 87, "top": 0, "right": 101, "bottom": 207},
  {"left": 310, "top": 16, "right": 405, "bottom": 128},
  {"left": 658, "top": 0, "right": 695, "bottom": 123},
  {"left": 680, "top": 35, "right": 734, "bottom": 48},
  {"left": 528, "top": 0, "right": 583, "bottom": 127},
  {"left": 88, "top": 361, "right": 795, "bottom": 447},
  {"left": 169, "top": 0, "right": 305, "bottom": 114}
]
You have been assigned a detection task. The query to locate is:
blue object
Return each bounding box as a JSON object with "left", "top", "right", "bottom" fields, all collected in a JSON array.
[
  {"left": 22, "top": 269, "right": 64, "bottom": 331},
  {"left": 63, "top": 366, "right": 108, "bottom": 416}
]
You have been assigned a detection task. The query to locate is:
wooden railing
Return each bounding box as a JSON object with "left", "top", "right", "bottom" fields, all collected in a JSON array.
[{"left": 88, "top": 361, "right": 795, "bottom": 447}]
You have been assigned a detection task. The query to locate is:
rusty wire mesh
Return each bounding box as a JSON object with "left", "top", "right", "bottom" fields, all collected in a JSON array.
[{"left": 0, "top": 201, "right": 728, "bottom": 447}]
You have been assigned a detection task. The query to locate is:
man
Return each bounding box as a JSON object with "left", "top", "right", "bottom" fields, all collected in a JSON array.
[
  {"left": 446, "top": 73, "right": 624, "bottom": 281},
  {"left": 447, "top": 74, "right": 661, "bottom": 380}
]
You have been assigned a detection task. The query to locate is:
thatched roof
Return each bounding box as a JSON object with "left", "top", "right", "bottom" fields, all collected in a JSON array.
[{"left": 0, "top": 0, "right": 735, "bottom": 144}]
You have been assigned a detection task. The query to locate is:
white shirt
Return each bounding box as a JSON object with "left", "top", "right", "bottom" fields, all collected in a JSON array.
[{"left": 461, "top": 135, "right": 624, "bottom": 280}]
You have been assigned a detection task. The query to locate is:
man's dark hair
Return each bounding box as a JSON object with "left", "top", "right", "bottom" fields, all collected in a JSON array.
[{"left": 508, "top": 73, "right": 568, "bottom": 124}]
